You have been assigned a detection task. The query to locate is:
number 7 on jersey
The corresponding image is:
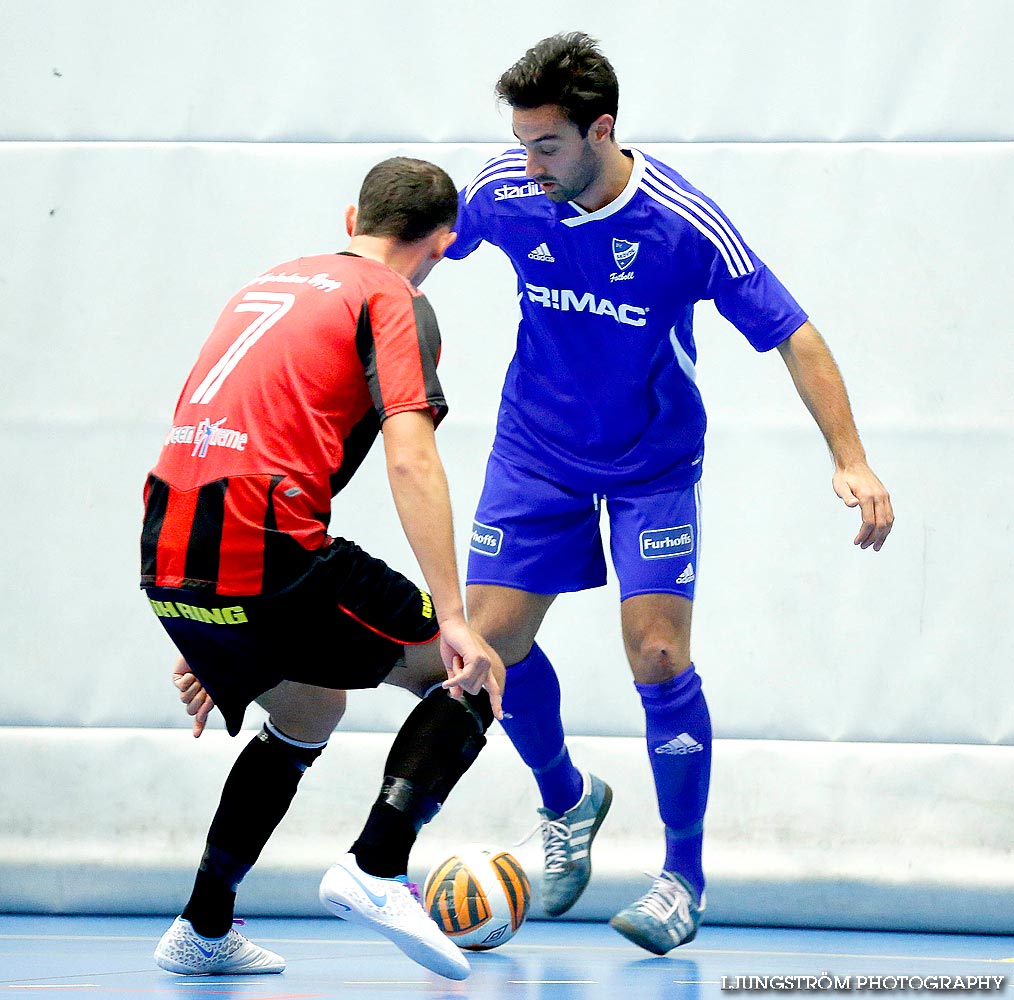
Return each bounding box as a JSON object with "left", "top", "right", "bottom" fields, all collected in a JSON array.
[{"left": 189, "top": 292, "right": 296, "bottom": 405}]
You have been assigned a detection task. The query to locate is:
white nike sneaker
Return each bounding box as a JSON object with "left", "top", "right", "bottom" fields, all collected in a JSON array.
[
  {"left": 154, "top": 916, "right": 285, "bottom": 975},
  {"left": 319, "top": 853, "right": 470, "bottom": 981}
]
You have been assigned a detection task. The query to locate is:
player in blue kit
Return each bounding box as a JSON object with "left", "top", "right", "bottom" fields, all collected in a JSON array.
[{"left": 446, "top": 33, "right": 894, "bottom": 953}]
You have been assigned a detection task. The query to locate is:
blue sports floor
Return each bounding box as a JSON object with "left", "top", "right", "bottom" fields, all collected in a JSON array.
[{"left": 2, "top": 916, "right": 1012, "bottom": 999}]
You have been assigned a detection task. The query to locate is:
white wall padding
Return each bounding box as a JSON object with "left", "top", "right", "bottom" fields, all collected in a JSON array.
[
  {"left": 3, "top": 0, "right": 1012, "bottom": 142},
  {"left": 2, "top": 727, "right": 1013, "bottom": 933},
  {"left": 1, "top": 140, "right": 1011, "bottom": 743}
]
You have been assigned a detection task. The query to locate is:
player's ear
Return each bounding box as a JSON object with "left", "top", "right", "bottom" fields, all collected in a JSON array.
[
  {"left": 435, "top": 230, "right": 457, "bottom": 258},
  {"left": 589, "top": 114, "right": 614, "bottom": 144},
  {"left": 345, "top": 204, "right": 357, "bottom": 237}
]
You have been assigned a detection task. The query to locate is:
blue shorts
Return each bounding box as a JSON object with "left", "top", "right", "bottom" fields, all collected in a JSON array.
[{"left": 467, "top": 452, "right": 702, "bottom": 601}]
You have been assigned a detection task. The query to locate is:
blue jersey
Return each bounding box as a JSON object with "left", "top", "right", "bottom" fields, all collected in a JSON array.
[{"left": 446, "top": 147, "right": 808, "bottom": 492}]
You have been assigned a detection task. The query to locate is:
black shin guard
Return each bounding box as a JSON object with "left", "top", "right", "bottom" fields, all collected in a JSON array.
[
  {"left": 183, "top": 723, "right": 325, "bottom": 936},
  {"left": 351, "top": 688, "right": 494, "bottom": 877}
]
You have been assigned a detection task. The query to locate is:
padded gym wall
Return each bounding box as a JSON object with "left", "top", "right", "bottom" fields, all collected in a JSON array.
[{"left": 1, "top": 0, "right": 1011, "bottom": 928}]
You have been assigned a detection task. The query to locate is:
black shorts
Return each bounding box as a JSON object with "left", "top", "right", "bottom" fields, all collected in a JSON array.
[{"left": 144, "top": 537, "right": 439, "bottom": 736}]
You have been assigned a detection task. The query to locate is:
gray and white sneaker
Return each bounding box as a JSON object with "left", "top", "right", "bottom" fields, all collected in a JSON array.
[
  {"left": 154, "top": 916, "right": 285, "bottom": 975},
  {"left": 609, "top": 870, "right": 705, "bottom": 954},
  {"left": 537, "top": 770, "right": 613, "bottom": 917},
  {"left": 319, "top": 852, "right": 470, "bottom": 981}
]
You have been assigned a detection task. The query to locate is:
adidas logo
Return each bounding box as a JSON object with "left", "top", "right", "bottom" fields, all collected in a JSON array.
[
  {"left": 654, "top": 732, "right": 703, "bottom": 755},
  {"left": 528, "top": 242, "right": 555, "bottom": 262},
  {"left": 675, "top": 564, "right": 695, "bottom": 585}
]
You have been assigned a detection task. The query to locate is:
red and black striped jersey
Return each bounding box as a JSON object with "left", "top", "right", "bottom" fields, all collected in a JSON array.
[{"left": 141, "top": 252, "right": 447, "bottom": 596}]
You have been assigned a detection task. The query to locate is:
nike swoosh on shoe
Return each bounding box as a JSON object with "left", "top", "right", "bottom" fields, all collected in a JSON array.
[{"left": 341, "top": 867, "right": 388, "bottom": 907}]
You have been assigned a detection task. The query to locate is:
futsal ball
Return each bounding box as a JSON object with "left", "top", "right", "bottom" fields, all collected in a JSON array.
[{"left": 423, "top": 844, "right": 531, "bottom": 950}]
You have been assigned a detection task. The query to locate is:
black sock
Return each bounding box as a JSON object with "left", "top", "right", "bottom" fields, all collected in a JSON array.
[
  {"left": 183, "top": 723, "right": 324, "bottom": 936},
  {"left": 351, "top": 802, "right": 419, "bottom": 878},
  {"left": 182, "top": 849, "right": 242, "bottom": 938},
  {"left": 350, "top": 688, "right": 494, "bottom": 877}
]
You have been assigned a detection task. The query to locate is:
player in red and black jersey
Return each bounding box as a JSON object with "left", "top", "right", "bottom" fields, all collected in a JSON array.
[
  {"left": 143, "top": 158, "right": 503, "bottom": 982},
  {"left": 141, "top": 244, "right": 449, "bottom": 597}
]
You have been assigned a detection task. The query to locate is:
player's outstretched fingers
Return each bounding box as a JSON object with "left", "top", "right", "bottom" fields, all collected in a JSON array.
[
  {"left": 870, "top": 493, "right": 895, "bottom": 552},
  {"left": 444, "top": 652, "right": 465, "bottom": 702},
  {"left": 855, "top": 494, "right": 878, "bottom": 549},
  {"left": 856, "top": 483, "right": 894, "bottom": 550},
  {"left": 484, "top": 663, "right": 504, "bottom": 721},
  {"left": 191, "top": 695, "right": 211, "bottom": 737}
]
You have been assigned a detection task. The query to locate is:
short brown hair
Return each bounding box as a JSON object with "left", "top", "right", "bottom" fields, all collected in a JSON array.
[
  {"left": 355, "top": 157, "right": 458, "bottom": 242},
  {"left": 495, "top": 32, "right": 619, "bottom": 136}
]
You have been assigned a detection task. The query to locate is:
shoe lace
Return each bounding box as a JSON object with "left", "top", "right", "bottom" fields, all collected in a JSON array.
[
  {"left": 391, "top": 874, "right": 424, "bottom": 907},
  {"left": 228, "top": 918, "right": 251, "bottom": 942},
  {"left": 514, "top": 816, "right": 573, "bottom": 874},
  {"left": 633, "top": 871, "right": 692, "bottom": 924}
]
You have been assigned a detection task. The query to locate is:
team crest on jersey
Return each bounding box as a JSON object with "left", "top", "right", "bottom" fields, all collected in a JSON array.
[{"left": 612, "top": 238, "right": 640, "bottom": 271}]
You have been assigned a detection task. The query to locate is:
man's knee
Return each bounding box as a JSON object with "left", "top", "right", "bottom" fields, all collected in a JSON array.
[
  {"left": 481, "top": 626, "right": 536, "bottom": 668},
  {"left": 466, "top": 584, "right": 553, "bottom": 666},
  {"left": 627, "top": 629, "right": 692, "bottom": 685},
  {"left": 621, "top": 594, "right": 693, "bottom": 684},
  {"left": 396, "top": 639, "right": 448, "bottom": 697},
  {"left": 259, "top": 685, "right": 346, "bottom": 744}
]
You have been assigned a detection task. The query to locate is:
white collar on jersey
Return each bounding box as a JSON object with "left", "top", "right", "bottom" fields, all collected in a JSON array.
[{"left": 562, "top": 147, "right": 646, "bottom": 227}]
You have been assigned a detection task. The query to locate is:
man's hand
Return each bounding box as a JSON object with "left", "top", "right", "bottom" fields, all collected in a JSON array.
[
  {"left": 438, "top": 618, "right": 506, "bottom": 721},
  {"left": 833, "top": 463, "right": 894, "bottom": 551},
  {"left": 171, "top": 656, "right": 215, "bottom": 737}
]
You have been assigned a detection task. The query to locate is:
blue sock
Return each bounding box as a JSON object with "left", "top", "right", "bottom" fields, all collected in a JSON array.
[
  {"left": 636, "top": 663, "right": 712, "bottom": 899},
  {"left": 499, "top": 644, "right": 584, "bottom": 815}
]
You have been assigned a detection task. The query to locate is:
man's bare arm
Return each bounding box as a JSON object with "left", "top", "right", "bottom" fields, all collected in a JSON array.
[{"left": 777, "top": 321, "right": 894, "bottom": 551}]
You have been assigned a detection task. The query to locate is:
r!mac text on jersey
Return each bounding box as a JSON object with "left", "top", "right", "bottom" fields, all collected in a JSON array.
[{"left": 525, "top": 284, "right": 648, "bottom": 326}]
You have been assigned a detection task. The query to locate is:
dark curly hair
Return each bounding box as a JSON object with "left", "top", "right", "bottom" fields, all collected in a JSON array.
[{"left": 495, "top": 32, "right": 619, "bottom": 137}]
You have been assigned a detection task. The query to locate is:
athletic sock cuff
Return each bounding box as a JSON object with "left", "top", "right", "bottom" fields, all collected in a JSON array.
[
  {"left": 635, "top": 663, "right": 700, "bottom": 704},
  {"left": 265, "top": 719, "right": 329, "bottom": 750}
]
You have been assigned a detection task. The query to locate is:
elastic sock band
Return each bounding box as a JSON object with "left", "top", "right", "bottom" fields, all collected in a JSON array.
[
  {"left": 421, "top": 680, "right": 445, "bottom": 700},
  {"left": 265, "top": 719, "right": 328, "bottom": 750},
  {"left": 257, "top": 724, "right": 326, "bottom": 774},
  {"left": 531, "top": 746, "right": 569, "bottom": 776}
]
